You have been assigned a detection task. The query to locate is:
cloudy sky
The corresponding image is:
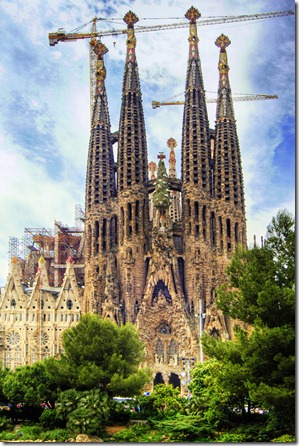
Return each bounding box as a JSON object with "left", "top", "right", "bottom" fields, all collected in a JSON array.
[{"left": 0, "top": 0, "right": 295, "bottom": 286}]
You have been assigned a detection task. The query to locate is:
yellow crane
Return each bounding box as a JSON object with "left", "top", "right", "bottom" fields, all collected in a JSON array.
[
  {"left": 152, "top": 94, "right": 278, "bottom": 109},
  {"left": 48, "top": 9, "right": 293, "bottom": 118}
]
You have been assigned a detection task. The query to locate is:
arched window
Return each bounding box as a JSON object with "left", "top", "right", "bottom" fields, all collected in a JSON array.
[{"left": 168, "top": 339, "right": 178, "bottom": 356}]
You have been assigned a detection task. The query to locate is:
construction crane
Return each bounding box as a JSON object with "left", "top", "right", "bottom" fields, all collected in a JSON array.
[
  {"left": 48, "top": 9, "right": 293, "bottom": 118},
  {"left": 152, "top": 94, "right": 278, "bottom": 109}
]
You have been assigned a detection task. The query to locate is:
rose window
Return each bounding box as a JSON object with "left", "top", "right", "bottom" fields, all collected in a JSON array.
[{"left": 6, "top": 332, "right": 20, "bottom": 346}]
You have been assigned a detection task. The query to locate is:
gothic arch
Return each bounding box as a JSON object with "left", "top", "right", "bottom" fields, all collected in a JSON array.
[
  {"left": 154, "top": 372, "right": 164, "bottom": 385},
  {"left": 152, "top": 280, "right": 172, "bottom": 306},
  {"left": 169, "top": 372, "right": 180, "bottom": 389}
]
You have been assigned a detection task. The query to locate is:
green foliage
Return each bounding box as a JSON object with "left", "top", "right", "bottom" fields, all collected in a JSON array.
[
  {"left": 217, "top": 432, "right": 247, "bottom": 442},
  {"left": 0, "top": 426, "right": 69, "bottom": 442},
  {"left": 217, "top": 210, "right": 295, "bottom": 328},
  {"left": 46, "top": 314, "right": 150, "bottom": 395},
  {"left": 56, "top": 388, "right": 110, "bottom": 436},
  {"left": 108, "top": 399, "right": 132, "bottom": 424},
  {"left": 39, "top": 428, "right": 70, "bottom": 442},
  {"left": 39, "top": 408, "right": 64, "bottom": 429},
  {"left": 0, "top": 415, "right": 12, "bottom": 431},
  {"left": 136, "top": 384, "right": 186, "bottom": 420},
  {"left": 271, "top": 434, "right": 296, "bottom": 442},
  {"left": 0, "top": 366, "right": 11, "bottom": 403},
  {"left": 2, "top": 361, "right": 58, "bottom": 409},
  {"left": 194, "top": 210, "right": 295, "bottom": 437},
  {"left": 111, "top": 424, "right": 155, "bottom": 443},
  {"left": 152, "top": 159, "right": 171, "bottom": 211},
  {"left": 0, "top": 432, "right": 16, "bottom": 441},
  {"left": 5, "top": 425, "right": 43, "bottom": 441},
  {"left": 153, "top": 414, "right": 216, "bottom": 442}
]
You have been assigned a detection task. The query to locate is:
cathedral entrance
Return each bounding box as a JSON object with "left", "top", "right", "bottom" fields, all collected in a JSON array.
[
  {"left": 154, "top": 372, "right": 164, "bottom": 385},
  {"left": 169, "top": 372, "right": 180, "bottom": 389}
]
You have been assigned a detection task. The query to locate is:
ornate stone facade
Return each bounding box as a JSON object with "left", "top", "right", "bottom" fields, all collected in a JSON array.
[{"left": 0, "top": 7, "right": 246, "bottom": 393}]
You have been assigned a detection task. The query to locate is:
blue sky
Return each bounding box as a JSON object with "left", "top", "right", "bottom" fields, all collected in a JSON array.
[{"left": 0, "top": 0, "right": 295, "bottom": 286}]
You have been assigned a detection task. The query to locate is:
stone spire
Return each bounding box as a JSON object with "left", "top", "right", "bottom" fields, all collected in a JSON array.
[
  {"left": 85, "top": 41, "right": 116, "bottom": 211},
  {"left": 167, "top": 138, "right": 181, "bottom": 222},
  {"left": 167, "top": 138, "right": 177, "bottom": 179},
  {"left": 213, "top": 34, "right": 245, "bottom": 212},
  {"left": 181, "top": 6, "right": 211, "bottom": 193},
  {"left": 116, "top": 12, "right": 149, "bottom": 324},
  {"left": 215, "top": 34, "right": 235, "bottom": 121},
  {"left": 117, "top": 11, "right": 148, "bottom": 192},
  {"left": 84, "top": 41, "right": 117, "bottom": 314}
]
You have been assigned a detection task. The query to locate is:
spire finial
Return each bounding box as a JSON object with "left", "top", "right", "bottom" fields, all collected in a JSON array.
[
  {"left": 92, "top": 41, "right": 108, "bottom": 95},
  {"left": 157, "top": 152, "right": 166, "bottom": 161},
  {"left": 215, "top": 34, "right": 231, "bottom": 74},
  {"left": 123, "top": 11, "right": 139, "bottom": 61},
  {"left": 123, "top": 11, "right": 139, "bottom": 27},
  {"left": 215, "top": 33, "right": 231, "bottom": 50},
  {"left": 185, "top": 6, "right": 201, "bottom": 24},
  {"left": 167, "top": 138, "right": 177, "bottom": 149},
  {"left": 185, "top": 7, "right": 200, "bottom": 59}
]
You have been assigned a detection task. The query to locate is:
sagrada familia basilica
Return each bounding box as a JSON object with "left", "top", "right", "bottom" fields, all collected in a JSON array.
[{"left": 0, "top": 7, "right": 247, "bottom": 390}]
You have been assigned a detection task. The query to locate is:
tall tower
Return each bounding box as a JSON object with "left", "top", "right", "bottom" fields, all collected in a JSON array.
[
  {"left": 181, "top": 7, "right": 212, "bottom": 317},
  {"left": 84, "top": 41, "right": 117, "bottom": 314},
  {"left": 117, "top": 11, "right": 149, "bottom": 324},
  {"left": 213, "top": 34, "right": 246, "bottom": 254}
]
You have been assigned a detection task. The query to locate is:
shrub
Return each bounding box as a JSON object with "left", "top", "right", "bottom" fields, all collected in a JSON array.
[
  {"left": 12, "top": 424, "right": 43, "bottom": 441},
  {"left": 108, "top": 400, "right": 131, "bottom": 424},
  {"left": 271, "top": 434, "right": 296, "bottom": 442},
  {"left": 40, "top": 428, "right": 70, "bottom": 442},
  {"left": 0, "top": 415, "right": 12, "bottom": 431},
  {"left": 39, "top": 408, "right": 64, "bottom": 429},
  {"left": 153, "top": 414, "right": 216, "bottom": 442},
  {"left": 112, "top": 424, "right": 151, "bottom": 442},
  {"left": 0, "top": 432, "right": 16, "bottom": 441},
  {"left": 217, "top": 432, "right": 248, "bottom": 442}
]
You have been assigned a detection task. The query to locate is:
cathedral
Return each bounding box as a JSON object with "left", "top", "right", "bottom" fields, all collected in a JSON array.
[{"left": 0, "top": 7, "right": 246, "bottom": 391}]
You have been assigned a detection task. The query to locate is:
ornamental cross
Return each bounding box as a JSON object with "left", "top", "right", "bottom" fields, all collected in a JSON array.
[
  {"left": 215, "top": 34, "right": 231, "bottom": 49},
  {"left": 157, "top": 152, "right": 166, "bottom": 161},
  {"left": 123, "top": 11, "right": 139, "bottom": 26},
  {"left": 93, "top": 41, "right": 108, "bottom": 57},
  {"left": 185, "top": 6, "right": 201, "bottom": 23}
]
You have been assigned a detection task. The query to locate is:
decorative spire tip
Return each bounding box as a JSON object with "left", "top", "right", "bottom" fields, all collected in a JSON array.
[
  {"left": 185, "top": 6, "right": 201, "bottom": 23},
  {"left": 123, "top": 11, "right": 139, "bottom": 26},
  {"left": 215, "top": 34, "right": 231, "bottom": 49}
]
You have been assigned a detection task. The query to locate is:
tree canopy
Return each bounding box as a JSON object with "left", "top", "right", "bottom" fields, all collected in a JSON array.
[
  {"left": 45, "top": 313, "right": 151, "bottom": 396},
  {"left": 191, "top": 210, "right": 295, "bottom": 435}
]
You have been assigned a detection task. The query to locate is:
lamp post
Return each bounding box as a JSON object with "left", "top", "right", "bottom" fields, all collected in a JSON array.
[
  {"left": 181, "top": 357, "right": 195, "bottom": 400},
  {"left": 199, "top": 298, "right": 203, "bottom": 363},
  {"left": 196, "top": 298, "right": 206, "bottom": 363}
]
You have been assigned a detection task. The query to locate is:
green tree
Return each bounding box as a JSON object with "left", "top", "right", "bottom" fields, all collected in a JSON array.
[
  {"left": 136, "top": 384, "right": 186, "bottom": 420},
  {"left": 63, "top": 389, "right": 110, "bottom": 436},
  {"left": 0, "top": 365, "right": 11, "bottom": 403},
  {"left": 191, "top": 210, "right": 295, "bottom": 436},
  {"left": 217, "top": 209, "right": 295, "bottom": 328},
  {"left": 46, "top": 314, "right": 151, "bottom": 395},
  {"left": 2, "top": 361, "right": 58, "bottom": 407}
]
